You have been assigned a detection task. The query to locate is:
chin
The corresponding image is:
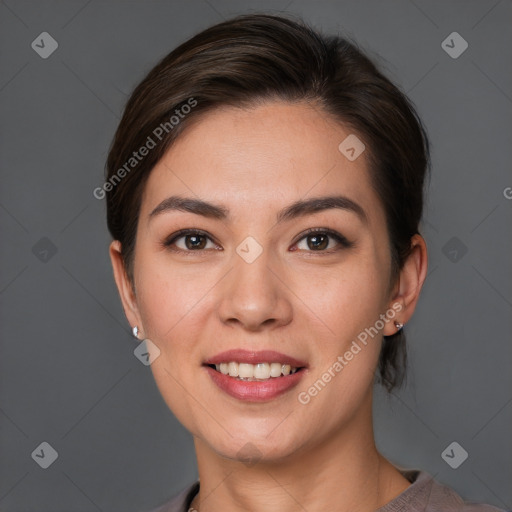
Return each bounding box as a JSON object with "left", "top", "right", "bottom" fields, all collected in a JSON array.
[{"left": 197, "top": 419, "right": 309, "bottom": 465}]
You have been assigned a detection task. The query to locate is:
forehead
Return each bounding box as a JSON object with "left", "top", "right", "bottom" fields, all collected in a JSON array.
[{"left": 141, "top": 101, "right": 384, "bottom": 224}]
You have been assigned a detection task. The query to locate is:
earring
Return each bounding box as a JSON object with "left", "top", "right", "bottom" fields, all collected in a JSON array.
[
  {"left": 394, "top": 321, "right": 404, "bottom": 331},
  {"left": 132, "top": 326, "right": 140, "bottom": 339}
]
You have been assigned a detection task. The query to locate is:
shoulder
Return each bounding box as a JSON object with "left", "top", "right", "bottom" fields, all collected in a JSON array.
[
  {"left": 143, "top": 481, "right": 199, "bottom": 512},
  {"left": 379, "top": 469, "right": 507, "bottom": 512},
  {"left": 143, "top": 471, "right": 507, "bottom": 512}
]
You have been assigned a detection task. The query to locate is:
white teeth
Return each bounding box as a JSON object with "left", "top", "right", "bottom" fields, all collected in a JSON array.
[
  {"left": 254, "top": 363, "right": 270, "bottom": 379},
  {"left": 270, "top": 362, "right": 282, "bottom": 377},
  {"left": 238, "top": 363, "right": 254, "bottom": 378},
  {"left": 211, "top": 361, "right": 300, "bottom": 380},
  {"left": 228, "top": 361, "right": 239, "bottom": 377}
]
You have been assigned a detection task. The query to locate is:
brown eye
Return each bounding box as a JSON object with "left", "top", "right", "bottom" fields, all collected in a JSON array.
[
  {"left": 163, "top": 230, "right": 218, "bottom": 252},
  {"left": 306, "top": 233, "right": 329, "bottom": 250},
  {"left": 183, "top": 234, "right": 207, "bottom": 250},
  {"left": 294, "top": 229, "right": 353, "bottom": 252}
]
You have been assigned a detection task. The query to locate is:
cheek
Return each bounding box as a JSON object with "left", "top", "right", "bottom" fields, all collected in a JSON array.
[
  {"left": 290, "top": 253, "right": 390, "bottom": 399},
  {"left": 135, "top": 257, "right": 212, "bottom": 341},
  {"left": 292, "top": 254, "right": 389, "bottom": 341},
  {"left": 133, "top": 261, "right": 214, "bottom": 429}
]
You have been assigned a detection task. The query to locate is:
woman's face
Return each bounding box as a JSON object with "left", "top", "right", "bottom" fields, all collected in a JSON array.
[{"left": 119, "top": 101, "right": 404, "bottom": 462}]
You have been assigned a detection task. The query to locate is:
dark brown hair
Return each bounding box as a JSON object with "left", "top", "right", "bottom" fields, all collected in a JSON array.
[{"left": 105, "top": 13, "right": 430, "bottom": 392}]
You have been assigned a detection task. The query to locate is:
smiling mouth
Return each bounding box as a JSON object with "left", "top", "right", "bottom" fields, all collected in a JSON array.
[{"left": 206, "top": 362, "right": 302, "bottom": 381}]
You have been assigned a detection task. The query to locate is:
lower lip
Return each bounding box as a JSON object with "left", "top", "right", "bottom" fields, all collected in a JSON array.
[{"left": 204, "top": 366, "right": 306, "bottom": 402}]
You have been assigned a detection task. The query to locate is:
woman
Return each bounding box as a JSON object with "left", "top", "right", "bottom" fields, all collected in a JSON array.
[{"left": 105, "top": 14, "right": 504, "bottom": 512}]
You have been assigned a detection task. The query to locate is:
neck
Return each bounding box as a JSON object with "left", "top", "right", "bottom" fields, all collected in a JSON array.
[{"left": 190, "top": 390, "right": 410, "bottom": 512}]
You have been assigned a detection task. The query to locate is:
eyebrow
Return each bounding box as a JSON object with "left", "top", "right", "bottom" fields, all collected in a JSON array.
[{"left": 148, "top": 195, "right": 367, "bottom": 224}]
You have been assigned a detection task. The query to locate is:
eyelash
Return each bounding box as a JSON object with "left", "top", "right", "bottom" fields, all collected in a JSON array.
[{"left": 162, "top": 228, "right": 353, "bottom": 254}]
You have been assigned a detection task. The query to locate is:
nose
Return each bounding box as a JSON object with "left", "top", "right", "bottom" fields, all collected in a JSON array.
[{"left": 217, "top": 248, "right": 293, "bottom": 332}]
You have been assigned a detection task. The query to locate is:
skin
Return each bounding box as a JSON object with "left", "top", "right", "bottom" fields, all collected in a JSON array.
[{"left": 110, "top": 101, "right": 428, "bottom": 512}]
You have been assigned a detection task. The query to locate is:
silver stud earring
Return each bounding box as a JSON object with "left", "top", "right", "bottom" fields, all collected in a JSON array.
[
  {"left": 394, "top": 321, "right": 404, "bottom": 331},
  {"left": 132, "top": 326, "right": 140, "bottom": 339}
]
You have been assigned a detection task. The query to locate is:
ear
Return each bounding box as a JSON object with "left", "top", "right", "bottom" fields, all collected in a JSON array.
[
  {"left": 109, "top": 240, "right": 143, "bottom": 334},
  {"left": 383, "top": 234, "right": 428, "bottom": 336}
]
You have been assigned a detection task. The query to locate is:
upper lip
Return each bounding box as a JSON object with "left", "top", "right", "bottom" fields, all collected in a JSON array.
[{"left": 204, "top": 349, "right": 308, "bottom": 368}]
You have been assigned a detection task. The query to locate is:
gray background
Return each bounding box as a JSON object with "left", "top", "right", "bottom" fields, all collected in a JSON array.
[{"left": 1, "top": 1, "right": 511, "bottom": 511}]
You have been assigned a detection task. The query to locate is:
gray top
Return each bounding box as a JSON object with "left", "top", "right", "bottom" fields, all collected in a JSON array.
[{"left": 146, "top": 469, "right": 507, "bottom": 512}]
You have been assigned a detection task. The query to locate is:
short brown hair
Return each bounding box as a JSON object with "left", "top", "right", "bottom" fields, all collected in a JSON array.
[{"left": 105, "top": 13, "right": 430, "bottom": 392}]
